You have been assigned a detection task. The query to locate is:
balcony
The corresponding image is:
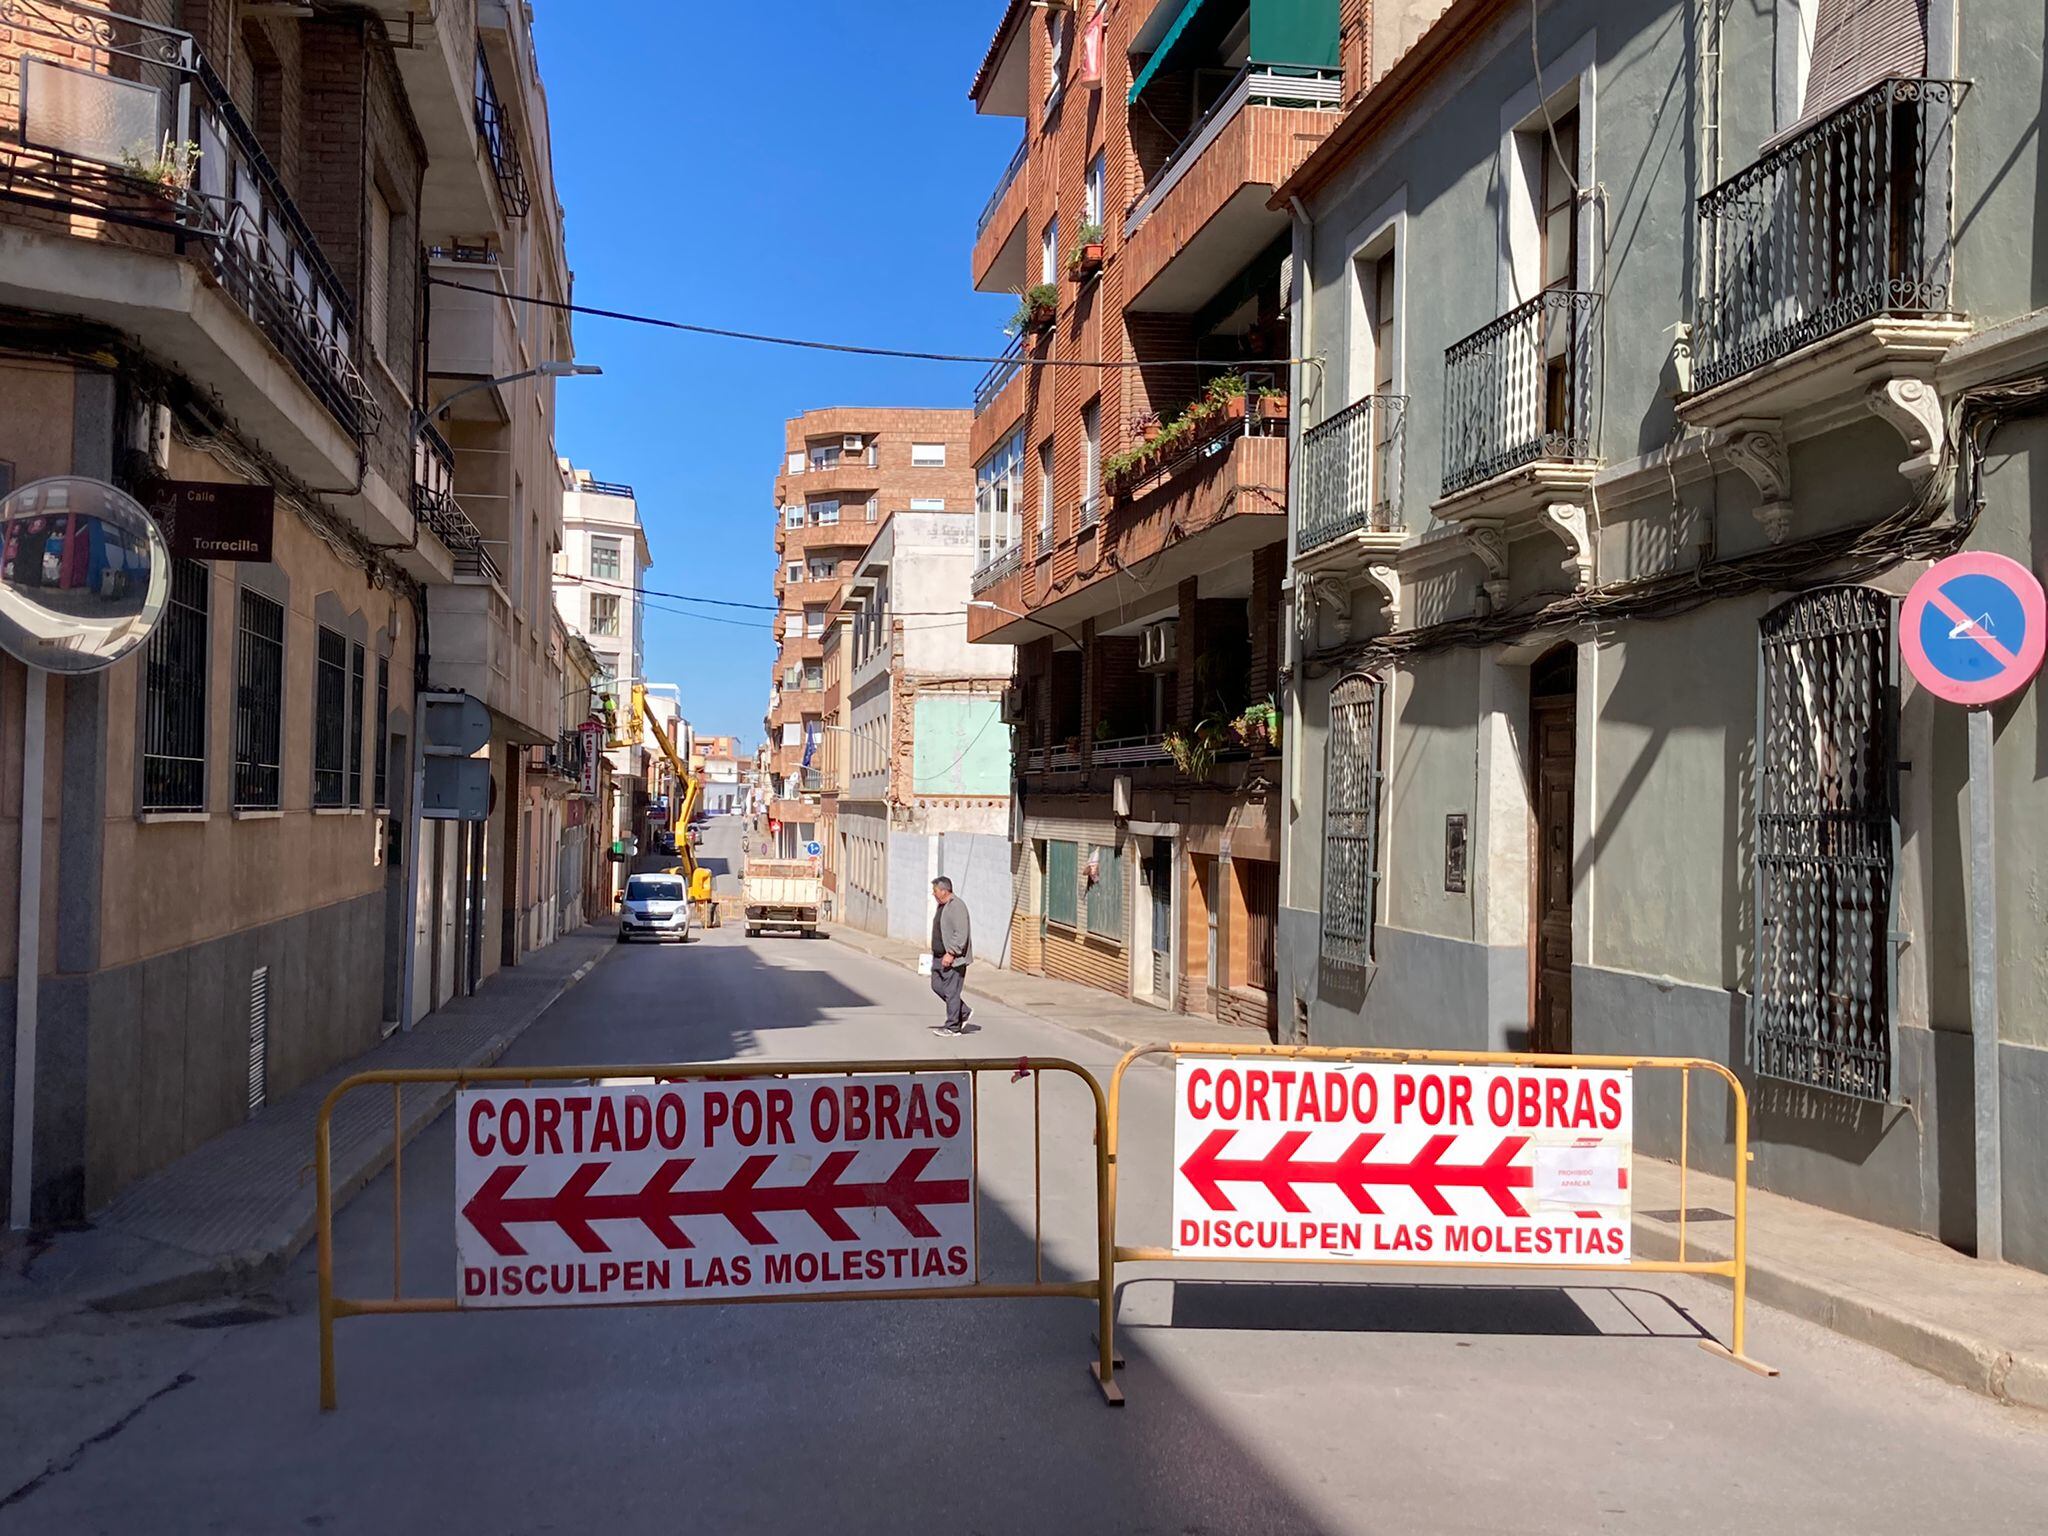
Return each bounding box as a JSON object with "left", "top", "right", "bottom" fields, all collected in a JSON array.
[
  {"left": 427, "top": 249, "right": 521, "bottom": 414},
  {"left": 0, "top": 3, "right": 376, "bottom": 452},
  {"left": 972, "top": 136, "right": 1030, "bottom": 294},
  {"left": 1120, "top": 64, "right": 1341, "bottom": 313},
  {"left": 970, "top": 541, "right": 1025, "bottom": 595},
  {"left": 974, "top": 334, "right": 1027, "bottom": 420},
  {"left": 1418, "top": 291, "right": 1596, "bottom": 591},
  {"left": 1684, "top": 78, "right": 1969, "bottom": 534},
  {"left": 410, "top": 413, "right": 487, "bottom": 572},
  {"left": 472, "top": 44, "right": 530, "bottom": 218},
  {"left": 1296, "top": 394, "right": 1408, "bottom": 573}
]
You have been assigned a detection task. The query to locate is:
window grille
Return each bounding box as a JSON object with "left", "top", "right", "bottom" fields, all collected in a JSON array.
[
  {"left": 1046, "top": 839, "right": 1078, "bottom": 927},
  {"left": 234, "top": 590, "right": 285, "bottom": 809},
  {"left": 142, "top": 558, "right": 210, "bottom": 812},
  {"left": 374, "top": 655, "right": 390, "bottom": 808},
  {"left": 1753, "top": 587, "right": 1896, "bottom": 1100},
  {"left": 347, "top": 642, "right": 366, "bottom": 806},
  {"left": 314, "top": 627, "right": 348, "bottom": 807},
  {"left": 1321, "top": 672, "right": 1385, "bottom": 966},
  {"left": 1085, "top": 842, "right": 1123, "bottom": 937}
]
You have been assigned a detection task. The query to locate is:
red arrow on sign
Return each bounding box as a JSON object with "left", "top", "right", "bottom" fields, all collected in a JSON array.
[
  {"left": 1179, "top": 1130, "right": 1533, "bottom": 1218},
  {"left": 462, "top": 1148, "right": 969, "bottom": 1257}
]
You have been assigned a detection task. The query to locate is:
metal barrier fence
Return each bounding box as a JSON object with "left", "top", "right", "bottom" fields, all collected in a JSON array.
[
  {"left": 1101, "top": 1042, "right": 1778, "bottom": 1393},
  {"left": 316, "top": 1057, "right": 1124, "bottom": 1409}
]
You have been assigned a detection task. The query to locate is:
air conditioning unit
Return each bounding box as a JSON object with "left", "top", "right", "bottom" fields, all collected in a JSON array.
[
  {"left": 842, "top": 434, "right": 864, "bottom": 453},
  {"left": 1139, "top": 620, "right": 1179, "bottom": 670},
  {"left": 1001, "top": 685, "right": 1031, "bottom": 724}
]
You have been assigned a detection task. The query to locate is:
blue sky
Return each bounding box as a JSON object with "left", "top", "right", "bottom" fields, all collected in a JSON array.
[{"left": 540, "top": 0, "right": 1017, "bottom": 749}]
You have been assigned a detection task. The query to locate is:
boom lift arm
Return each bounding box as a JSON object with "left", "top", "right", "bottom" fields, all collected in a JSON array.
[{"left": 633, "top": 683, "right": 700, "bottom": 885}]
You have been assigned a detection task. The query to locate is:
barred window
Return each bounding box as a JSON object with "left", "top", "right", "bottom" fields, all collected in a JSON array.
[
  {"left": 1045, "top": 839, "right": 1078, "bottom": 927},
  {"left": 313, "top": 627, "right": 348, "bottom": 807},
  {"left": 1321, "top": 672, "right": 1385, "bottom": 966},
  {"left": 142, "top": 559, "right": 210, "bottom": 812},
  {"left": 234, "top": 590, "right": 284, "bottom": 809},
  {"left": 374, "top": 655, "right": 390, "bottom": 808},
  {"left": 1084, "top": 842, "right": 1123, "bottom": 937},
  {"left": 347, "top": 642, "right": 367, "bottom": 806},
  {"left": 1753, "top": 587, "right": 1896, "bottom": 1100}
]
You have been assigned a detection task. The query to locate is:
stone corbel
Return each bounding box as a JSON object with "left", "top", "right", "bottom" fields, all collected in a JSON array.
[
  {"left": 1465, "top": 526, "right": 1511, "bottom": 612},
  {"left": 1360, "top": 564, "right": 1402, "bottom": 627},
  {"left": 1718, "top": 420, "right": 1793, "bottom": 544},
  {"left": 1541, "top": 503, "right": 1594, "bottom": 589},
  {"left": 1867, "top": 377, "right": 1945, "bottom": 482},
  {"left": 1299, "top": 571, "right": 1359, "bottom": 648}
]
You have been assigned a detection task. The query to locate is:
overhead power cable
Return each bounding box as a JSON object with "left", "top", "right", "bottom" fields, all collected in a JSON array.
[{"left": 428, "top": 276, "right": 1313, "bottom": 375}]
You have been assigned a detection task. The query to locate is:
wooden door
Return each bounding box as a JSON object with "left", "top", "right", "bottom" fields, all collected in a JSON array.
[{"left": 1531, "top": 672, "right": 1577, "bottom": 1053}]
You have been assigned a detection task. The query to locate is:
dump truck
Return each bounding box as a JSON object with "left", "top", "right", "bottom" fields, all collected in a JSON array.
[{"left": 742, "top": 858, "right": 823, "bottom": 938}]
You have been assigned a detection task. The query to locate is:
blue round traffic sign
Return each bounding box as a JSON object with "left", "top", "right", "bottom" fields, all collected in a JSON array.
[{"left": 1900, "top": 552, "right": 2048, "bottom": 707}]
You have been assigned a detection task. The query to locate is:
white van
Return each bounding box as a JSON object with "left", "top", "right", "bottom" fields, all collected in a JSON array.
[{"left": 619, "top": 874, "right": 692, "bottom": 944}]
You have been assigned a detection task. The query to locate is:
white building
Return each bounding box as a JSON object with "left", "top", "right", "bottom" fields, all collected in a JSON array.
[{"left": 556, "top": 464, "right": 653, "bottom": 888}]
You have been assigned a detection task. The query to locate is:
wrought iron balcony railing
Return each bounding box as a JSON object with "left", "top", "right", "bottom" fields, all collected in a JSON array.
[
  {"left": 473, "top": 45, "right": 530, "bottom": 218},
  {"left": 452, "top": 540, "right": 502, "bottom": 585},
  {"left": 1, "top": 2, "right": 380, "bottom": 438},
  {"left": 1125, "top": 64, "right": 1342, "bottom": 239},
  {"left": 411, "top": 412, "right": 490, "bottom": 554},
  {"left": 1693, "top": 78, "right": 1966, "bottom": 395},
  {"left": 974, "top": 333, "right": 1025, "bottom": 416},
  {"left": 1298, "top": 393, "right": 1407, "bottom": 553},
  {"left": 1441, "top": 290, "right": 1597, "bottom": 497},
  {"left": 976, "top": 136, "right": 1028, "bottom": 239}
]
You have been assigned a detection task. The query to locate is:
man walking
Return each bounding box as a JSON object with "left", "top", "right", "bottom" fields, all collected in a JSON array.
[{"left": 929, "top": 877, "right": 974, "bottom": 1036}]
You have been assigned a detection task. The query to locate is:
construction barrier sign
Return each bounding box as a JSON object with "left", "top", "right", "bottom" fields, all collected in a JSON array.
[
  {"left": 1171, "top": 1059, "right": 1632, "bottom": 1265},
  {"left": 455, "top": 1074, "right": 975, "bottom": 1306}
]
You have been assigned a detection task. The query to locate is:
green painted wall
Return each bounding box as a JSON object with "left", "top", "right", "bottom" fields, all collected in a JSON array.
[{"left": 913, "top": 696, "right": 1009, "bottom": 796}]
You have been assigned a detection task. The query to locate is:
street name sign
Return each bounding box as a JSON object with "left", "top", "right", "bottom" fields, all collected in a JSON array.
[
  {"left": 1170, "top": 1059, "right": 1632, "bottom": 1265},
  {"left": 1899, "top": 551, "right": 2047, "bottom": 706},
  {"left": 456, "top": 1074, "right": 974, "bottom": 1307}
]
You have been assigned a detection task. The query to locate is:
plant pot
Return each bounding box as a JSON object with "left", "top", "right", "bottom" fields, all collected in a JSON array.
[
  {"left": 1219, "top": 396, "right": 1247, "bottom": 421},
  {"left": 1257, "top": 394, "right": 1288, "bottom": 422},
  {"left": 1025, "top": 303, "right": 1056, "bottom": 332},
  {"left": 1069, "top": 243, "right": 1104, "bottom": 279}
]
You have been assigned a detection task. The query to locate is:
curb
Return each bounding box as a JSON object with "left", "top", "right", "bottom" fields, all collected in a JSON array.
[
  {"left": 86, "top": 946, "right": 613, "bottom": 1313},
  {"left": 1632, "top": 1217, "right": 2048, "bottom": 1413}
]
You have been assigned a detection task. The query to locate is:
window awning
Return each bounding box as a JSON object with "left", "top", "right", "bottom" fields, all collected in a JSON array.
[{"left": 1127, "top": 0, "right": 1216, "bottom": 106}]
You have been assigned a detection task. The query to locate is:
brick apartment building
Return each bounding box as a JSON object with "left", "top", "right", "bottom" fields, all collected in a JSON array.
[
  {"left": 963, "top": 0, "right": 1346, "bottom": 1030},
  {"left": 763, "top": 407, "right": 972, "bottom": 856},
  {"left": 0, "top": 0, "right": 581, "bottom": 1220}
]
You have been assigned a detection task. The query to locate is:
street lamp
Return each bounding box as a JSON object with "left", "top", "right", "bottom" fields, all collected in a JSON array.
[
  {"left": 968, "top": 598, "right": 1085, "bottom": 651},
  {"left": 429, "top": 360, "right": 602, "bottom": 422}
]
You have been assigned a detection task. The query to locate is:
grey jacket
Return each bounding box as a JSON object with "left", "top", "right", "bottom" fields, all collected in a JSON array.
[{"left": 932, "top": 898, "right": 972, "bottom": 967}]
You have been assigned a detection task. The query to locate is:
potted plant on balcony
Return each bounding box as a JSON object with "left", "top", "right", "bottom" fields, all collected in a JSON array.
[
  {"left": 1131, "top": 410, "right": 1162, "bottom": 447},
  {"left": 1163, "top": 718, "right": 1227, "bottom": 780},
  {"left": 1254, "top": 385, "right": 1289, "bottom": 425},
  {"left": 1232, "top": 699, "right": 1281, "bottom": 756},
  {"left": 1204, "top": 373, "right": 1249, "bottom": 422},
  {"left": 1068, "top": 222, "right": 1105, "bottom": 280},
  {"left": 121, "top": 133, "right": 201, "bottom": 209},
  {"left": 1010, "top": 283, "right": 1059, "bottom": 336}
]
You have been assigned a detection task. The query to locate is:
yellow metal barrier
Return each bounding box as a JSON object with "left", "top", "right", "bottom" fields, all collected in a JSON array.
[
  {"left": 316, "top": 1057, "right": 1125, "bottom": 1409},
  {"left": 1102, "top": 1042, "right": 1779, "bottom": 1391}
]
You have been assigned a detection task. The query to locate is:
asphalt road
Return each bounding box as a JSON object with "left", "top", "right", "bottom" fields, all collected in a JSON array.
[{"left": 5, "top": 929, "right": 2046, "bottom": 1534}]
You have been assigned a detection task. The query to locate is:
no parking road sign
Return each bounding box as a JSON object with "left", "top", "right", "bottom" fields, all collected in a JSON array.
[
  {"left": 1171, "top": 1060, "right": 1633, "bottom": 1265},
  {"left": 455, "top": 1075, "right": 974, "bottom": 1306},
  {"left": 1900, "top": 551, "right": 2047, "bottom": 707}
]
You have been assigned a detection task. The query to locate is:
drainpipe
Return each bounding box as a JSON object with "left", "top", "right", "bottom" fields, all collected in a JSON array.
[{"left": 1280, "top": 194, "right": 1315, "bottom": 1031}]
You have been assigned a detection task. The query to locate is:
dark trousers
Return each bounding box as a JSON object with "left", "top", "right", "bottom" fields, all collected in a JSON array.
[{"left": 930, "top": 962, "right": 969, "bottom": 1027}]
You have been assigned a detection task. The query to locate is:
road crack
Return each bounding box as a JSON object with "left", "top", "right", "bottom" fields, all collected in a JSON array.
[{"left": 0, "top": 1370, "right": 196, "bottom": 1510}]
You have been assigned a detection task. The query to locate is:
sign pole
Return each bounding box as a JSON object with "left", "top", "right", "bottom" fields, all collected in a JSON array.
[
  {"left": 1967, "top": 706, "right": 2002, "bottom": 1263},
  {"left": 9, "top": 671, "right": 46, "bottom": 1231}
]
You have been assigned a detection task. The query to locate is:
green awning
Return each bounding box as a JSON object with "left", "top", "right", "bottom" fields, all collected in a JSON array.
[{"left": 1127, "top": 0, "right": 1215, "bottom": 106}]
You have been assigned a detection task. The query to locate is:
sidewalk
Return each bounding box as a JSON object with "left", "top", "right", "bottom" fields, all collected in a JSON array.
[
  {"left": 825, "top": 924, "right": 1236, "bottom": 1056},
  {"left": 829, "top": 926, "right": 2048, "bottom": 1413},
  {"left": 0, "top": 927, "right": 615, "bottom": 1313}
]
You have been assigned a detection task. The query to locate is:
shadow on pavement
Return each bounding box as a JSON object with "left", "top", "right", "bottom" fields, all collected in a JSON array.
[{"left": 1133, "top": 1278, "right": 1711, "bottom": 1340}]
